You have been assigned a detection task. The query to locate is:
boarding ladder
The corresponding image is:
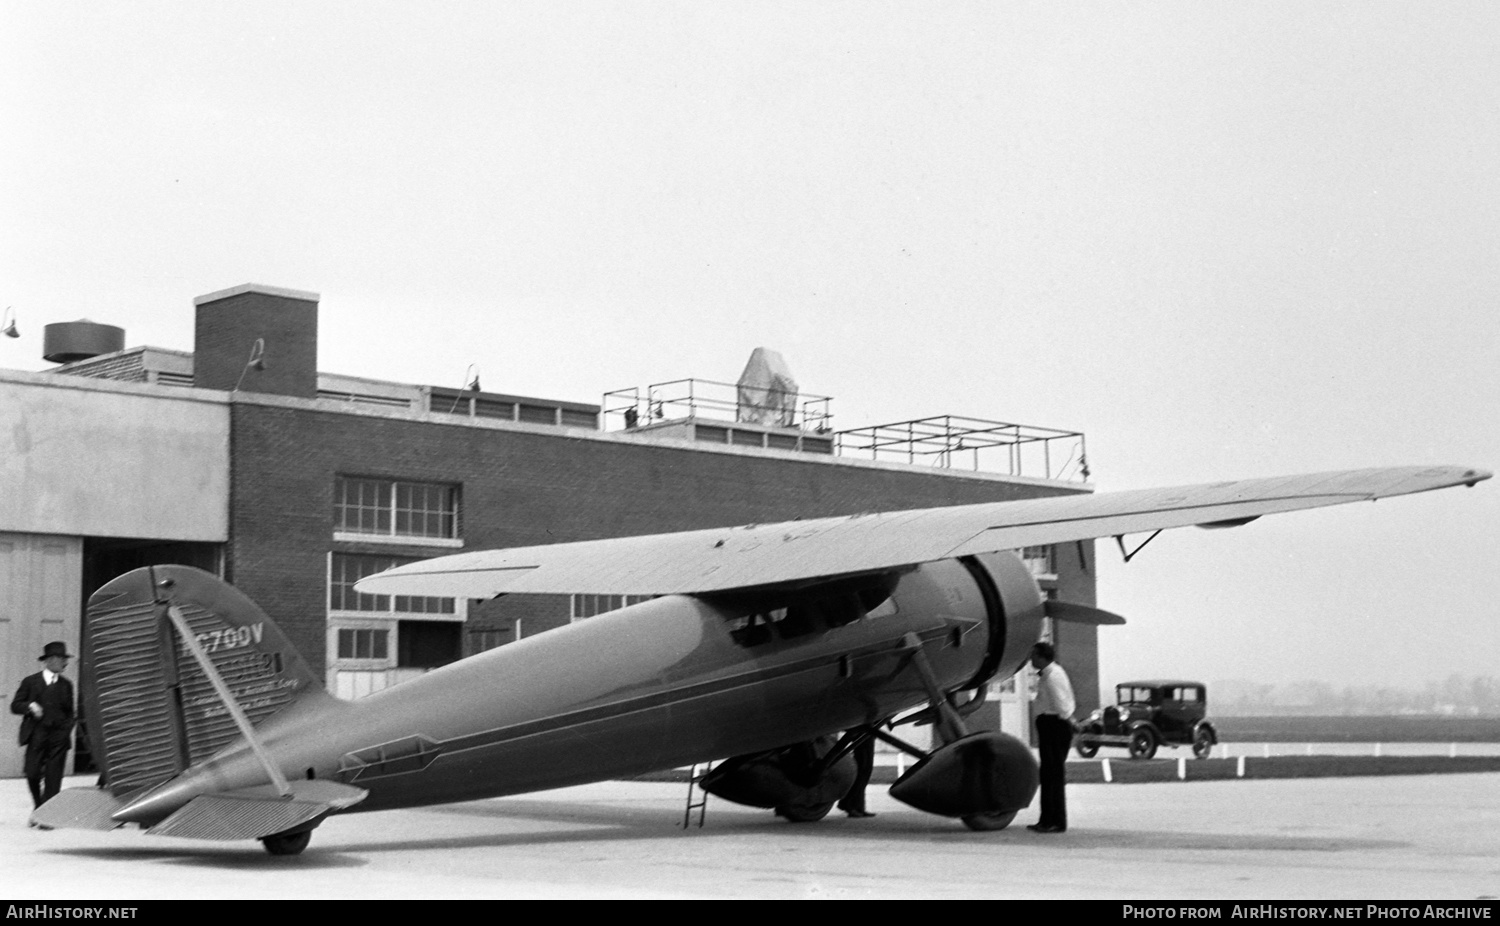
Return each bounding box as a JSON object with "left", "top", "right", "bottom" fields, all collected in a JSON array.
[{"left": 681, "top": 760, "right": 714, "bottom": 829}]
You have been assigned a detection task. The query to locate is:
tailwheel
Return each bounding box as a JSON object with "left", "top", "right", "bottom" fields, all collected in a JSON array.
[
  {"left": 961, "top": 810, "right": 1017, "bottom": 832},
  {"left": 260, "top": 829, "right": 313, "bottom": 856},
  {"left": 775, "top": 801, "right": 834, "bottom": 823}
]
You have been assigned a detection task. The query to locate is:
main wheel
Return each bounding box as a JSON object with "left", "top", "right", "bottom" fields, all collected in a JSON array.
[
  {"left": 1075, "top": 741, "right": 1099, "bottom": 759},
  {"left": 1192, "top": 728, "right": 1215, "bottom": 759},
  {"left": 775, "top": 801, "right": 834, "bottom": 823},
  {"left": 1128, "top": 729, "right": 1158, "bottom": 760},
  {"left": 962, "top": 810, "right": 1017, "bottom": 832},
  {"left": 261, "top": 830, "right": 312, "bottom": 856}
]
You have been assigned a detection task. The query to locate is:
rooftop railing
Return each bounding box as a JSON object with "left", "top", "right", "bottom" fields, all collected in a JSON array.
[
  {"left": 834, "top": 415, "right": 1089, "bottom": 482},
  {"left": 603, "top": 381, "right": 1089, "bottom": 483},
  {"left": 602, "top": 378, "right": 833, "bottom": 434}
]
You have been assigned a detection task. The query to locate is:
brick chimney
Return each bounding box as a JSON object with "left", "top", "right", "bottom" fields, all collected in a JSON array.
[{"left": 193, "top": 284, "right": 319, "bottom": 397}]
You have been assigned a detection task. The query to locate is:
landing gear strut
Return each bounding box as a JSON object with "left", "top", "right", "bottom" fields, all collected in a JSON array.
[{"left": 879, "top": 633, "right": 1039, "bottom": 831}]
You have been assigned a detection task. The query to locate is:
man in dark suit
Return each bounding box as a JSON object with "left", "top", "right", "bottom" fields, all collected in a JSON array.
[
  {"left": 10, "top": 641, "right": 76, "bottom": 816},
  {"left": 836, "top": 732, "right": 877, "bottom": 818}
]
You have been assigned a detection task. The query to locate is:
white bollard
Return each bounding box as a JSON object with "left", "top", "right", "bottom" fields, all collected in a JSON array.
[
  {"left": 1102, "top": 758, "right": 1113, "bottom": 783},
  {"left": 1177, "top": 756, "right": 1186, "bottom": 780},
  {"left": 1237, "top": 755, "right": 1246, "bottom": 778}
]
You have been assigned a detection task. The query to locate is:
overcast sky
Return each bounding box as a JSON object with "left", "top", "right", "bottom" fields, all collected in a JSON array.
[{"left": 4, "top": 2, "right": 1496, "bottom": 692}]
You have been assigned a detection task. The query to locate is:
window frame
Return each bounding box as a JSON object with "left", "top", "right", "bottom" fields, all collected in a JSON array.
[
  {"left": 333, "top": 476, "right": 464, "bottom": 548},
  {"left": 569, "top": 593, "right": 654, "bottom": 622},
  {"left": 328, "top": 552, "right": 465, "bottom": 622}
]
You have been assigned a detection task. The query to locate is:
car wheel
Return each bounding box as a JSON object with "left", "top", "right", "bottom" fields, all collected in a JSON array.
[
  {"left": 775, "top": 801, "right": 834, "bottom": 823},
  {"left": 962, "top": 810, "right": 1017, "bottom": 832},
  {"left": 1128, "top": 729, "right": 1157, "bottom": 760},
  {"left": 1192, "top": 728, "right": 1214, "bottom": 759},
  {"left": 1075, "top": 741, "right": 1099, "bottom": 759}
]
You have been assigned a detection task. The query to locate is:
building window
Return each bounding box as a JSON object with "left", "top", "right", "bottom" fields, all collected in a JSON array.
[
  {"left": 1017, "top": 545, "right": 1056, "bottom": 579},
  {"left": 330, "top": 553, "right": 456, "bottom": 616},
  {"left": 467, "top": 627, "right": 516, "bottom": 655},
  {"left": 335, "top": 477, "right": 458, "bottom": 541},
  {"left": 337, "top": 628, "right": 390, "bottom": 660},
  {"left": 570, "top": 594, "right": 652, "bottom": 621}
]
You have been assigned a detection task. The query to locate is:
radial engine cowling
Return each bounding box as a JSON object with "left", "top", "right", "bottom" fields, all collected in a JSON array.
[{"left": 958, "top": 551, "right": 1050, "bottom": 690}]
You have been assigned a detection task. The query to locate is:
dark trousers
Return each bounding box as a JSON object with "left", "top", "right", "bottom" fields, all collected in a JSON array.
[
  {"left": 1035, "top": 714, "right": 1072, "bottom": 829},
  {"left": 837, "top": 736, "right": 875, "bottom": 813},
  {"left": 24, "top": 731, "right": 70, "bottom": 808}
]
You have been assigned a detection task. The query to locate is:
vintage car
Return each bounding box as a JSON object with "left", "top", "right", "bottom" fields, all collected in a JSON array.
[{"left": 1074, "top": 680, "right": 1218, "bottom": 760}]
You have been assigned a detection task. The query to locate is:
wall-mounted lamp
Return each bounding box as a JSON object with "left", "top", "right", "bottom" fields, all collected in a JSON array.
[
  {"left": 447, "top": 364, "right": 481, "bottom": 414},
  {"left": 2, "top": 307, "right": 18, "bottom": 339},
  {"left": 232, "top": 338, "right": 267, "bottom": 392}
]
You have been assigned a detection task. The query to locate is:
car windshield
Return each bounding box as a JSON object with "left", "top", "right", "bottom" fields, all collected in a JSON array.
[{"left": 1117, "top": 686, "right": 1156, "bottom": 705}]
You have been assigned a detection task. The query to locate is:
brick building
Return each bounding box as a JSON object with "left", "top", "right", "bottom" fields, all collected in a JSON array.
[{"left": 0, "top": 283, "right": 1099, "bottom": 777}]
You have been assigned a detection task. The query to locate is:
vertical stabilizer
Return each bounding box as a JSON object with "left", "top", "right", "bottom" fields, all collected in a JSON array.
[{"left": 83, "top": 565, "right": 329, "bottom": 797}]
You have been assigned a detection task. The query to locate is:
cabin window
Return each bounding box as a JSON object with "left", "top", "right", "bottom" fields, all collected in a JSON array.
[
  {"left": 727, "top": 609, "right": 786, "bottom": 647},
  {"left": 724, "top": 591, "right": 872, "bottom": 647}
]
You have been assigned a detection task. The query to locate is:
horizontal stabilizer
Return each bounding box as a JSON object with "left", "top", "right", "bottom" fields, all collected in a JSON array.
[
  {"left": 30, "top": 788, "right": 133, "bottom": 831},
  {"left": 1044, "top": 599, "right": 1126, "bottom": 626},
  {"left": 145, "top": 781, "right": 367, "bottom": 841}
]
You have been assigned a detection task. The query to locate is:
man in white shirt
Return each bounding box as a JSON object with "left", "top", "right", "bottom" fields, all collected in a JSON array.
[{"left": 1028, "top": 641, "right": 1074, "bottom": 833}]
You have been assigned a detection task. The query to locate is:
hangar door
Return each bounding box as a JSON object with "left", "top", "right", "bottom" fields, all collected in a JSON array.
[{"left": 0, "top": 533, "right": 82, "bottom": 778}]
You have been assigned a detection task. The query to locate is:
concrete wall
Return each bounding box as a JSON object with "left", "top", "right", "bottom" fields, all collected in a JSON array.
[{"left": 0, "top": 373, "right": 229, "bottom": 541}]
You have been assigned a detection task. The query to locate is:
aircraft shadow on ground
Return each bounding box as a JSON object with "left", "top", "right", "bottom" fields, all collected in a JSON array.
[
  {"left": 46, "top": 844, "right": 368, "bottom": 871},
  {"left": 35, "top": 800, "right": 1406, "bottom": 865},
  {"left": 320, "top": 798, "right": 1409, "bottom": 856}
]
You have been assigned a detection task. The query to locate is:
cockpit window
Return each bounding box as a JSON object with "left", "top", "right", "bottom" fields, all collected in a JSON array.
[{"left": 724, "top": 590, "right": 874, "bottom": 647}]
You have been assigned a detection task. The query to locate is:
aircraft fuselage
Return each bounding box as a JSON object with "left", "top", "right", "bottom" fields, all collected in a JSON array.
[{"left": 117, "top": 552, "right": 1045, "bottom": 823}]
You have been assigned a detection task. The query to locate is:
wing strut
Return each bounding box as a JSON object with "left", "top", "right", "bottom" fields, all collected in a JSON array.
[
  {"left": 165, "top": 605, "right": 291, "bottom": 796},
  {"left": 1114, "top": 529, "right": 1163, "bottom": 564}
]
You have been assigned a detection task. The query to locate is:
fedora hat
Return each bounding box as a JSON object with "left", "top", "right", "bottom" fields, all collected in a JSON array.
[{"left": 38, "top": 641, "right": 72, "bottom": 661}]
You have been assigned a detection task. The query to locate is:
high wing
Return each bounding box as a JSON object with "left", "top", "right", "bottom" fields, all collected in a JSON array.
[{"left": 355, "top": 465, "right": 1490, "bottom": 599}]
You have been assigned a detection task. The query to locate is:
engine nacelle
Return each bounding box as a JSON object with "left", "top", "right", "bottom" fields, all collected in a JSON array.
[{"left": 958, "top": 551, "right": 1049, "bottom": 691}]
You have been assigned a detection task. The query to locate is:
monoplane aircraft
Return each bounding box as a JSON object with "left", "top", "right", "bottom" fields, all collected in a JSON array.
[{"left": 34, "top": 465, "right": 1489, "bottom": 854}]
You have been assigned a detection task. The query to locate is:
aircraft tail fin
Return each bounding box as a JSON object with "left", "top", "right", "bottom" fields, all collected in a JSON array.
[{"left": 83, "top": 565, "right": 332, "bottom": 799}]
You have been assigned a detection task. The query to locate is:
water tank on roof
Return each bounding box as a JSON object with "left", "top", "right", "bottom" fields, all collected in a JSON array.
[{"left": 43, "top": 320, "right": 125, "bottom": 364}]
